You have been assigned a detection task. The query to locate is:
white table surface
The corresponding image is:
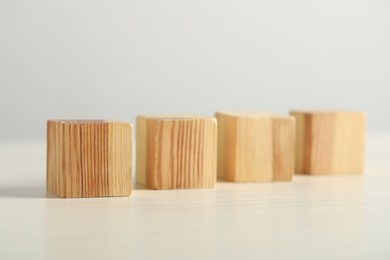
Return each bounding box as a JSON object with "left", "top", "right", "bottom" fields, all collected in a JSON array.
[{"left": 1, "top": 135, "right": 390, "bottom": 260}]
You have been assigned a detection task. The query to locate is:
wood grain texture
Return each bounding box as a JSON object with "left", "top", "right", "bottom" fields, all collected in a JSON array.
[
  {"left": 136, "top": 115, "right": 217, "bottom": 190},
  {"left": 290, "top": 111, "right": 366, "bottom": 175},
  {"left": 46, "top": 120, "right": 132, "bottom": 198},
  {"left": 216, "top": 112, "right": 295, "bottom": 182}
]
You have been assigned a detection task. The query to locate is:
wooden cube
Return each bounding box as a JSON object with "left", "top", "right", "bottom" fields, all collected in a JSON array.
[
  {"left": 47, "top": 120, "right": 132, "bottom": 198},
  {"left": 290, "top": 111, "right": 366, "bottom": 175},
  {"left": 136, "top": 115, "right": 217, "bottom": 190},
  {"left": 216, "top": 112, "right": 295, "bottom": 182}
]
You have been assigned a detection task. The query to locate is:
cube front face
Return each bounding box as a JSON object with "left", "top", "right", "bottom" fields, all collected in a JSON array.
[
  {"left": 216, "top": 113, "right": 295, "bottom": 182},
  {"left": 46, "top": 120, "right": 132, "bottom": 198},
  {"left": 291, "top": 111, "right": 365, "bottom": 175},
  {"left": 232, "top": 116, "right": 273, "bottom": 182},
  {"left": 136, "top": 116, "right": 217, "bottom": 190}
]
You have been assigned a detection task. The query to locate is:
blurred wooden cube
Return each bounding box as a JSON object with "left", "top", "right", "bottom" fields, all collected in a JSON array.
[
  {"left": 290, "top": 111, "right": 365, "bottom": 175},
  {"left": 216, "top": 112, "right": 295, "bottom": 182},
  {"left": 47, "top": 120, "right": 132, "bottom": 198},
  {"left": 136, "top": 115, "right": 217, "bottom": 190}
]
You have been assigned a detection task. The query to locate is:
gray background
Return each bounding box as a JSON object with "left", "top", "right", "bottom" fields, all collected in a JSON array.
[{"left": 1, "top": 0, "right": 389, "bottom": 140}]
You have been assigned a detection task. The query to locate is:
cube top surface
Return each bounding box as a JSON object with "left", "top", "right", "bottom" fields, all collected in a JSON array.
[
  {"left": 290, "top": 110, "right": 365, "bottom": 116},
  {"left": 47, "top": 120, "right": 127, "bottom": 125},
  {"left": 216, "top": 111, "right": 293, "bottom": 120},
  {"left": 137, "top": 114, "right": 216, "bottom": 121}
]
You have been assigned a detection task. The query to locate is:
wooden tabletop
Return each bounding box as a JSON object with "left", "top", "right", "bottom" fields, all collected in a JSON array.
[{"left": 1, "top": 135, "right": 390, "bottom": 259}]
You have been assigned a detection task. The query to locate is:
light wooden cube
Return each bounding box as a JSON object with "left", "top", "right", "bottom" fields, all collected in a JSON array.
[
  {"left": 47, "top": 120, "right": 132, "bottom": 198},
  {"left": 290, "top": 111, "right": 366, "bottom": 175},
  {"left": 136, "top": 115, "right": 217, "bottom": 190},
  {"left": 216, "top": 112, "right": 295, "bottom": 182}
]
